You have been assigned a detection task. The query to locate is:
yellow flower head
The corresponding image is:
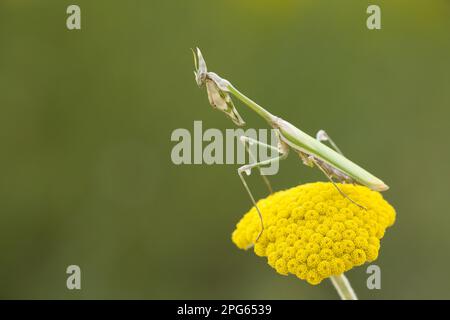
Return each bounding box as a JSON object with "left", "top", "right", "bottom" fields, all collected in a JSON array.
[{"left": 232, "top": 182, "right": 396, "bottom": 285}]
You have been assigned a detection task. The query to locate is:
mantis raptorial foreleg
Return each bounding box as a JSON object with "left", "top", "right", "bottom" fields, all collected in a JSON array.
[
  {"left": 316, "top": 130, "right": 344, "bottom": 156},
  {"left": 238, "top": 135, "right": 289, "bottom": 246}
]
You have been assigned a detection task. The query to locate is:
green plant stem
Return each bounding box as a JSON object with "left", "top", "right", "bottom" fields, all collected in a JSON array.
[{"left": 330, "top": 274, "right": 358, "bottom": 300}]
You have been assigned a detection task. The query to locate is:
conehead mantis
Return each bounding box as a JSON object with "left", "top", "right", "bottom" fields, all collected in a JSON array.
[{"left": 192, "top": 48, "right": 389, "bottom": 245}]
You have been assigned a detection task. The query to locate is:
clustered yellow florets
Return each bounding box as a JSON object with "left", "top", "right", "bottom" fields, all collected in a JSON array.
[{"left": 232, "top": 182, "right": 396, "bottom": 285}]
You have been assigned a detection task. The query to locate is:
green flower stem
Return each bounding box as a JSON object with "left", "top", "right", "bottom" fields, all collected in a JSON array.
[{"left": 330, "top": 274, "right": 358, "bottom": 300}]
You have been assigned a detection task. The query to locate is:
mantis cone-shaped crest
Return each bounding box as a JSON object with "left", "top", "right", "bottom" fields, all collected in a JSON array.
[{"left": 193, "top": 47, "right": 245, "bottom": 126}]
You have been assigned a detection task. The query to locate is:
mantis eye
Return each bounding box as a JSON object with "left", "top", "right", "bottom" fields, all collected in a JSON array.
[{"left": 192, "top": 47, "right": 207, "bottom": 86}]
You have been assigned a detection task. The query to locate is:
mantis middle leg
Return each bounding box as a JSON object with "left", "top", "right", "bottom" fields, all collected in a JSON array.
[{"left": 238, "top": 134, "right": 289, "bottom": 246}]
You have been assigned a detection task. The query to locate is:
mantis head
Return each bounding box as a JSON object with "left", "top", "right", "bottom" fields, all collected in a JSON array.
[
  {"left": 192, "top": 47, "right": 245, "bottom": 127},
  {"left": 193, "top": 47, "right": 207, "bottom": 87}
]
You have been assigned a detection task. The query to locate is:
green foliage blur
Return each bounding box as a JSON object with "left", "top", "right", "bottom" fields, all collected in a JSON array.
[{"left": 0, "top": 0, "right": 449, "bottom": 299}]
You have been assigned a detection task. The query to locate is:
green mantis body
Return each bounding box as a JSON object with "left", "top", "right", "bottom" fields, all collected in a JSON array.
[
  {"left": 192, "top": 48, "right": 389, "bottom": 244},
  {"left": 228, "top": 84, "right": 388, "bottom": 192}
]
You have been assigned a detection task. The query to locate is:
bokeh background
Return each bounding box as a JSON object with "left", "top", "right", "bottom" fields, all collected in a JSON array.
[{"left": 0, "top": 0, "right": 449, "bottom": 299}]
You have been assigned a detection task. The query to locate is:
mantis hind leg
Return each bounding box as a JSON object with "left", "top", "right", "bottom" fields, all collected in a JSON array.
[
  {"left": 317, "top": 129, "right": 360, "bottom": 184},
  {"left": 312, "top": 157, "right": 367, "bottom": 210},
  {"left": 308, "top": 140, "right": 367, "bottom": 210},
  {"left": 238, "top": 135, "right": 288, "bottom": 247},
  {"left": 316, "top": 129, "right": 344, "bottom": 155}
]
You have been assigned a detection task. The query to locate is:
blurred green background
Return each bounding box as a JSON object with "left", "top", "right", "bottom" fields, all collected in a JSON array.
[{"left": 0, "top": 0, "right": 449, "bottom": 299}]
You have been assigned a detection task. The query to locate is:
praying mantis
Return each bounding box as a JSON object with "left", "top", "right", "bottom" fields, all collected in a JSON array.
[{"left": 192, "top": 48, "right": 389, "bottom": 244}]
